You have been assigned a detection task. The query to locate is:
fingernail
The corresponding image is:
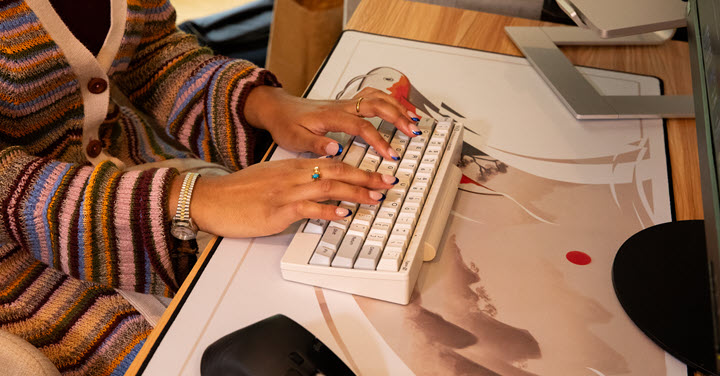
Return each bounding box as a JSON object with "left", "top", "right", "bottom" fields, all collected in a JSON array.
[
  {"left": 381, "top": 174, "right": 398, "bottom": 185},
  {"left": 409, "top": 124, "right": 422, "bottom": 135},
  {"left": 387, "top": 147, "right": 400, "bottom": 160},
  {"left": 325, "top": 142, "right": 342, "bottom": 156},
  {"left": 407, "top": 110, "right": 420, "bottom": 122},
  {"left": 369, "top": 191, "right": 384, "bottom": 201},
  {"left": 336, "top": 208, "right": 352, "bottom": 217}
]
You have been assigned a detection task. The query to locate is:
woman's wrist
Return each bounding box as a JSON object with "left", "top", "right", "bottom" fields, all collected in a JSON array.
[{"left": 244, "top": 85, "right": 284, "bottom": 130}]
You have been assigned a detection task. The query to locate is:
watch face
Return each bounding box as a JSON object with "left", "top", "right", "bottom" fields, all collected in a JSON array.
[{"left": 171, "top": 225, "right": 197, "bottom": 240}]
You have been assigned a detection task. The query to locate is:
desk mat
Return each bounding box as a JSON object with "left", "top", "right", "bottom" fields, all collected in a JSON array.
[{"left": 141, "top": 31, "right": 683, "bottom": 376}]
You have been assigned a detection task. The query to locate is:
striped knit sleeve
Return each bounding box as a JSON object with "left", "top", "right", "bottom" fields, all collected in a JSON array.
[
  {"left": 111, "top": 0, "right": 281, "bottom": 171},
  {"left": 0, "top": 146, "right": 180, "bottom": 295}
]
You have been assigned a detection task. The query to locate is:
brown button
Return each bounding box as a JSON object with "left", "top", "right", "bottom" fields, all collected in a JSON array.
[
  {"left": 86, "top": 140, "right": 103, "bottom": 158},
  {"left": 87, "top": 78, "right": 107, "bottom": 94}
]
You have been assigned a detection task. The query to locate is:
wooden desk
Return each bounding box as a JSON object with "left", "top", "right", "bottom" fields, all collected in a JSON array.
[{"left": 127, "top": 0, "right": 704, "bottom": 374}]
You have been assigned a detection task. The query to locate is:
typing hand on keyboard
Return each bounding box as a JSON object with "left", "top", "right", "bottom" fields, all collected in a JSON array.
[
  {"left": 281, "top": 117, "right": 464, "bottom": 304},
  {"left": 244, "top": 86, "right": 423, "bottom": 161},
  {"left": 187, "top": 158, "right": 399, "bottom": 238}
]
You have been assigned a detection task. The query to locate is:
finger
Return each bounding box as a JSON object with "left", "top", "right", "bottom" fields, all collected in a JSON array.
[
  {"left": 354, "top": 87, "right": 413, "bottom": 122},
  {"left": 283, "top": 179, "right": 386, "bottom": 205},
  {"left": 291, "top": 127, "right": 346, "bottom": 156},
  {"left": 279, "top": 200, "right": 354, "bottom": 223},
  {"left": 293, "top": 159, "right": 399, "bottom": 188},
  {"left": 308, "top": 111, "right": 399, "bottom": 161},
  {"left": 351, "top": 97, "right": 422, "bottom": 138}
]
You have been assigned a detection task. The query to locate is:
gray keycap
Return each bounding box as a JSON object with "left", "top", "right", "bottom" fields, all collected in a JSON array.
[
  {"left": 319, "top": 226, "right": 345, "bottom": 250},
  {"left": 354, "top": 245, "right": 383, "bottom": 270},
  {"left": 331, "top": 235, "right": 364, "bottom": 268}
]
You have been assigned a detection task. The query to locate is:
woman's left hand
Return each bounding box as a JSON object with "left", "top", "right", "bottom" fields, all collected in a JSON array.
[{"left": 244, "top": 86, "right": 422, "bottom": 161}]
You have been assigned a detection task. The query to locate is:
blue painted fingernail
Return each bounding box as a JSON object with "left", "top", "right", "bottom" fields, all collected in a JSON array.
[
  {"left": 345, "top": 209, "right": 353, "bottom": 217},
  {"left": 391, "top": 156, "right": 400, "bottom": 161},
  {"left": 392, "top": 177, "right": 399, "bottom": 185},
  {"left": 411, "top": 117, "right": 420, "bottom": 122},
  {"left": 379, "top": 193, "right": 386, "bottom": 201},
  {"left": 335, "top": 143, "right": 343, "bottom": 156},
  {"left": 412, "top": 130, "right": 422, "bottom": 135}
]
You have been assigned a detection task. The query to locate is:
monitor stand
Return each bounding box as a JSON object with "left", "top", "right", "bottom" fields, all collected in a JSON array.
[{"left": 613, "top": 220, "right": 718, "bottom": 375}]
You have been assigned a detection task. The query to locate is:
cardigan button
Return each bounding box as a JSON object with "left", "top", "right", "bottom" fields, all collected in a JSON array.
[
  {"left": 86, "top": 140, "right": 103, "bottom": 158},
  {"left": 88, "top": 78, "right": 107, "bottom": 94}
]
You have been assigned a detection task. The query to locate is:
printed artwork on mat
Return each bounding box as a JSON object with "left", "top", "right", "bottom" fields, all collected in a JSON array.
[{"left": 331, "top": 66, "right": 675, "bottom": 376}]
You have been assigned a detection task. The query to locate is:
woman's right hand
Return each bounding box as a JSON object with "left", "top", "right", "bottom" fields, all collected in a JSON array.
[{"left": 170, "top": 158, "right": 398, "bottom": 238}]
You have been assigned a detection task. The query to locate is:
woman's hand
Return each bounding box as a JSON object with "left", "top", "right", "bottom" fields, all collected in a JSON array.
[
  {"left": 171, "top": 158, "right": 399, "bottom": 238},
  {"left": 244, "top": 86, "right": 422, "bottom": 161}
]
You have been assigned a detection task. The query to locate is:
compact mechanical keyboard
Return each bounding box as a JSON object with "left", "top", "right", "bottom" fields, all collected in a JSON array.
[{"left": 281, "top": 117, "right": 464, "bottom": 304}]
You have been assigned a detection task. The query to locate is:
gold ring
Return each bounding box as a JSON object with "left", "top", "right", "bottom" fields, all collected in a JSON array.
[
  {"left": 312, "top": 166, "right": 320, "bottom": 181},
  {"left": 355, "top": 97, "right": 364, "bottom": 115}
]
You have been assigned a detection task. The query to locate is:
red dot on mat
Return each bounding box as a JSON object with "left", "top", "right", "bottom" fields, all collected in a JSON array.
[{"left": 566, "top": 251, "right": 592, "bottom": 265}]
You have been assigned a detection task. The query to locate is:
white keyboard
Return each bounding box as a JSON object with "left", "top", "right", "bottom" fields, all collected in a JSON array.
[{"left": 281, "top": 117, "right": 463, "bottom": 304}]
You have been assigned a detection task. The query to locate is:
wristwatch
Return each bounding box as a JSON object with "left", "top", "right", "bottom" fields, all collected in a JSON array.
[{"left": 171, "top": 172, "right": 200, "bottom": 240}]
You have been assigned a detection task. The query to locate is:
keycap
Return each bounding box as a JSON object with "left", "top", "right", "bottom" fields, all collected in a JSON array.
[
  {"left": 319, "top": 226, "right": 345, "bottom": 250},
  {"left": 377, "top": 121, "right": 396, "bottom": 142},
  {"left": 304, "top": 218, "right": 329, "bottom": 234},
  {"left": 347, "top": 223, "right": 370, "bottom": 238},
  {"left": 376, "top": 250, "right": 403, "bottom": 271},
  {"left": 332, "top": 235, "right": 364, "bottom": 268},
  {"left": 309, "top": 245, "right": 336, "bottom": 266},
  {"left": 354, "top": 245, "right": 383, "bottom": 270},
  {"left": 342, "top": 144, "right": 366, "bottom": 168}
]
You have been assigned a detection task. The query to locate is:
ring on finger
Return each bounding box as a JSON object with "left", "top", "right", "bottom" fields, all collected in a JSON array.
[
  {"left": 355, "top": 97, "right": 364, "bottom": 116},
  {"left": 312, "top": 166, "right": 320, "bottom": 181}
]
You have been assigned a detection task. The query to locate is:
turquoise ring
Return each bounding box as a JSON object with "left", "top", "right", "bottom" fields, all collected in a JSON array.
[{"left": 312, "top": 166, "right": 320, "bottom": 181}]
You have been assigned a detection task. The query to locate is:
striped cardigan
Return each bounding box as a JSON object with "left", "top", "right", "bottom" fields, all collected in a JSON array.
[{"left": 0, "top": 0, "right": 278, "bottom": 373}]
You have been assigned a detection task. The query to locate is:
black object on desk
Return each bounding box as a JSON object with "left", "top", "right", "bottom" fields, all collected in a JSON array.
[{"left": 201, "top": 314, "right": 355, "bottom": 376}]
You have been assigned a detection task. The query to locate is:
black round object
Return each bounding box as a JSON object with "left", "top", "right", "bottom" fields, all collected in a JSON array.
[{"left": 613, "top": 220, "right": 717, "bottom": 375}]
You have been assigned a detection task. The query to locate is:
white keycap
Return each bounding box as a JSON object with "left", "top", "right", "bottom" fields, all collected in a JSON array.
[
  {"left": 318, "top": 226, "right": 345, "bottom": 250},
  {"left": 395, "top": 171, "right": 413, "bottom": 184},
  {"left": 303, "top": 218, "right": 329, "bottom": 234},
  {"left": 416, "top": 164, "right": 435, "bottom": 178},
  {"left": 331, "top": 235, "right": 364, "bottom": 268},
  {"left": 429, "top": 136, "right": 445, "bottom": 149},
  {"left": 359, "top": 157, "right": 380, "bottom": 172},
  {"left": 400, "top": 205, "right": 419, "bottom": 217},
  {"left": 394, "top": 214, "right": 416, "bottom": 231},
  {"left": 405, "top": 192, "right": 425, "bottom": 207},
  {"left": 309, "top": 245, "right": 336, "bottom": 266},
  {"left": 342, "top": 144, "right": 366, "bottom": 168},
  {"left": 417, "top": 117, "right": 435, "bottom": 132},
  {"left": 409, "top": 184, "right": 427, "bottom": 196},
  {"left": 376, "top": 161, "right": 398, "bottom": 176},
  {"left": 376, "top": 250, "right": 403, "bottom": 271},
  {"left": 369, "top": 221, "right": 391, "bottom": 237},
  {"left": 391, "top": 226, "right": 411, "bottom": 238},
  {"left": 353, "top": 209, "right": 375, "bottom": 226},
  {"left": 364, "top": 233, "right": 387, "bottom": 247},
  {"left": 397, "top": 160, "right": 418, "bottom": 175},
  {"left": 353, "top": 245, "right": 383, "bottom": 270},
  {"left": 329, "top": 217, "right": 352, "bottom": 231},
  {"left": 359, "top": 203, "right": 379, "bottom": 215},
  {"left": 375, "top": 208, "right": 397, "bottom": 224},
  {"left": 347, "top": 223, "right": 370, "bottom": 238},
  {"left": 406, "top": 143, "right": 424, "bottom": 154},
  {"left": 380, "top": 199, "right": 402, "bottom": 214},
  {"left": 424, "top": 147, "right": 440, "bottom": 157}
]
